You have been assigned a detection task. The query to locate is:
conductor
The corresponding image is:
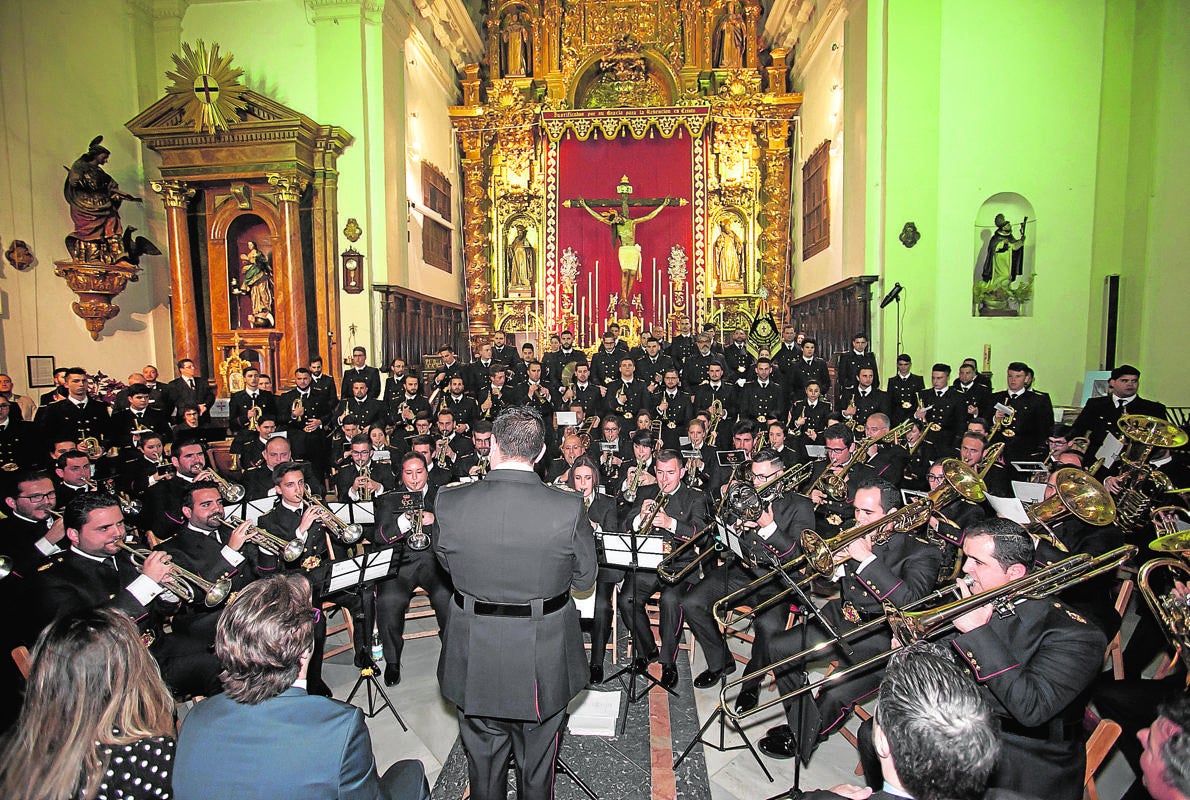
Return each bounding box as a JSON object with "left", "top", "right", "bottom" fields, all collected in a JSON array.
[{"left": 435, "top": 406, "right": 598, "bottom": 800}]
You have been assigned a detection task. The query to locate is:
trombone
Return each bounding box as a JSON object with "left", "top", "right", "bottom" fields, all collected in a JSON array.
[
  {"left": 210, "top": 513, "right": 304, "bottom": 562},
  {"left": 302, "top": 486, "right": 364, "bottom": 544},
  {"left": 115, "top": 541, "right": 232, "bottom": 607},
  {"left": 721, "top": 545, "right": 1137, "bottom": 719},
  {"left": 713, "top": 459, "right": 986, "bottom": 627}
]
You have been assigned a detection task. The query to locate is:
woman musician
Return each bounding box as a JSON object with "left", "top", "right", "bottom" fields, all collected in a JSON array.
[{"left": 567, "top": 455, "right": 621, "bottom": 685}]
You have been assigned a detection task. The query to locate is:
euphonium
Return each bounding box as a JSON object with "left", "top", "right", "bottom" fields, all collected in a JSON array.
[
  {"left": 210, "top": 513, "right": 303, "bottom": 562},
  {"left": 1151, "top": 506, "right": 1190, "bottom": 543},
  {"left": 116, "top": 541, "right": 232, "bottom": 607},
  {"left": 303, "top": 486, "right": 364, "bottom": 544},
  {"left": 1113, "top": 414, "right": 1188, "bottom": 533}
]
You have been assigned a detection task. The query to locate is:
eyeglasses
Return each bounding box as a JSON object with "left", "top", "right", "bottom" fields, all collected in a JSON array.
[
  {"left": 19, "top": 490, "right": 57, "bottom": 502},
  {"left": 824, "top": 446, "right": 848, "bottom": 454},
  {"left": 752, "top": 472, "right": 783, "bottom": 481},
  {"left": 926, "top": 474, "right": 945, "bottom": 482}
]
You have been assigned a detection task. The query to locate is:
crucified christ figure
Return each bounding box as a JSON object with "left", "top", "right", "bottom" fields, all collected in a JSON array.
[{"left": 576, "top": 195, "right": 675, "bottom": 302}]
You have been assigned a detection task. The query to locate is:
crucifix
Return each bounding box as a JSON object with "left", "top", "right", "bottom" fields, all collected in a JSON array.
[{"left": 565, "top": 175, "right": 687, "bottom": 316}]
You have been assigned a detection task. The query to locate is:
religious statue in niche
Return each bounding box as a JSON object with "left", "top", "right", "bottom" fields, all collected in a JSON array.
[
  {"left": 503, "top": 12, "right": 531, "bottom": 78},
  {"left": 506, "top": 223, "right": 536, "bottom": 293},
  {"left": 712, "top": 218, "right": 745, "bottom": 293},
  {"left": 232, "top": 239, "right": 275, "bottom": 328},
  {"left": 715, "top": 5, "right": 747, "bottom": 69},
  {"left": 63, "top": 136, "right": 158, "bottom": 265},
  {"left": 576, "top": 195, "right": 677, "bottom": 311},
  {"left": 973, "top": 211, "right": 1033, "bottom": 316}
]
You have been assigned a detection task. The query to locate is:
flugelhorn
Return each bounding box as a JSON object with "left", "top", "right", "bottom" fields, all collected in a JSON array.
[
  {"left": 1137, "top": 557, "right": 1190, "bottom": 674},
  {"left": 1023, "top": 467, "right": 1116, "bottom": 553},
  {"left": 197, "top": 468, "right": 246, "bottom": 503},
  {"left": 405, "top": 510, "right": 431, "bottom": 551},
  {"left": 210, "top": 513, "right": 303, "bottom": 562},
  {"left": 116, "top": 541, "right": 232, "bottom": 607},
  {"left": 302, "top": 486, "right": 364, "bottom": 544},
  {"left": 722, "top": 546, "right": 1137, "bottom": 719}
]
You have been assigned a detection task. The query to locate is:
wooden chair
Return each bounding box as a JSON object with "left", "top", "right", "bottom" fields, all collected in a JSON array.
[
  {"left": 11, "top": 646, "right": 30, "bottom": 679},
  {"left": 1083, "top": 718, "right": 1122, "bottom": 800},
  {"left": 1103, "top": 578, "right": 1135, "bottom": 679}
]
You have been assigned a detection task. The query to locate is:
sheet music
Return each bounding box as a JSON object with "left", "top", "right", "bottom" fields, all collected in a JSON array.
[
  {"left": 327, "top": 549, "right": 395, "bottom": 593},
  {"left": 329, "top": 501, "right": 376, "bottom": 524},
  {"left": 716, "top": 520, "right": 749, "bottom": 565},
  {"left": 986, "top": 493, "right": 1030, "bottom": 525},
  {"left": 1011, "top": 481, "right": 1048, "bottom": 504},
  {"left": 601, "top": 532, "right": 666, "bottom": 569},
  {"left": 1096, "top": 433, "right": 1125, "bottom": 469},
  {"left": 245, "top": 498, "right": 275, "bottom": 525}
]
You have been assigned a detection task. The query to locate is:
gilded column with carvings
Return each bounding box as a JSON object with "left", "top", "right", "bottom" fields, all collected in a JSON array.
[
  {"left": 758, "top": 115, "right": 795, "bottom": 308},
  {"left": 152, "top": 179, "right": 201, "bottom": 358},
  {"left": 267, "top": 172, "right": 311, "bottom": 368},
  {"left": 455, "top": 118, "right": 494, "bottom": 344}
]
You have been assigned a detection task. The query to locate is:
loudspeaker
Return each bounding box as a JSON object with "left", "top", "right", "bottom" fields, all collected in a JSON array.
[{"left": 1103, "top": 275, "right": 1120, "bottom": 370}]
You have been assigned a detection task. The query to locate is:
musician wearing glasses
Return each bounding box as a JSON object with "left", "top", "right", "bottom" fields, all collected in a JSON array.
[
  {"left": 617, "top": 449, "right": 712, "bottom": 690},
  {"left": 453, "top": 421, "right": 494, "bottom": 479},
  {"left": 334, "top": 434, "right": 395, "bottom": 500},
  {"left": 860, "top": 413, "right": 908, "bottom": 487},
  {"left": 1, "top": 470, "right": 66, "bottom": 577},
  {"left": 757, "top": 478, "right": 941, "bottom": 762},
  {"left": 684, "top": 449, "right": 814, "bottom": 706},
  {"left": 805, "top": 423, "right": 875, "bottom": 533},
  {"left": 29, "top": 492, "right": 222, "bottom": 697},
  {"left": 372, "top": 451, "right": 454, "bottom": 687}
]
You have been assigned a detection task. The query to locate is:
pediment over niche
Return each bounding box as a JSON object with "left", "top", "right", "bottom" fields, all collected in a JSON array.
[{"left": 126, "top": 88, "right": 353, "bottom": 181}]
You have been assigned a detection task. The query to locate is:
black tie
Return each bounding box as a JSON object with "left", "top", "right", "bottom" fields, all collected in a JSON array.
[
  {"left": 187, "top": 379, "right": 194, "bottom": 390},
  {"left": 936, "top": 390, "right": 943, "bottom": 398}
]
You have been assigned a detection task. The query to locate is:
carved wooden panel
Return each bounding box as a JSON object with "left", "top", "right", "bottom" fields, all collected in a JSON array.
[
  {"left": 376, "top": 285, "right": 467, "bottom": 370},
  {"left": 786, "top": 275, "right": 877, "bottom": 374}
]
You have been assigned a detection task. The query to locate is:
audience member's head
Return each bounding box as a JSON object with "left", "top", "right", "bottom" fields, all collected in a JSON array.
[{"left": 1141, "top": 696, "right": 1190, "bottom": 800}]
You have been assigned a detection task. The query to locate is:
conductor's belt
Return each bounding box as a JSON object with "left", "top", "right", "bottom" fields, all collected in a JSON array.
[{"left": 454, "top": 591, "right": 570, "bottom": 617}]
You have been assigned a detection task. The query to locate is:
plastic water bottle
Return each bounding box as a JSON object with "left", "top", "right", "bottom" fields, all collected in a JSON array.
[{"left": 370, "top": 634, "right": 383, "bottom": 664}]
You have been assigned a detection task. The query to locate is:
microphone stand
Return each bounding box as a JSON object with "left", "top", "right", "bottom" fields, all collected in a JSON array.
[{"left": 758, "top": 548, "right": 849, "bottom": 800}]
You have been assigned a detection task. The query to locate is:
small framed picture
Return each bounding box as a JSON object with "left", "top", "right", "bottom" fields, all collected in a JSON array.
[{"left": 27, "top": 355, "right": 56, "bottom": 388}]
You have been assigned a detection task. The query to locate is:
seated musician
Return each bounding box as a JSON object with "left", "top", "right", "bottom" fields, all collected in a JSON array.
[
  {"left": 765, "top": 420, "right": 804, "bottom": 468},
  {"left": 372, "top": 451, "right": 454, "bottom": 687},
  {"left": 618, "top": 431, "right": 659, "bottom": 508},
  {"left": 566, "top": 454, "right": 621, "bottom": 684},
  {"left": 140, "top": 437, "right": 210, "bottom": 537},
  {"left": 616, "top": 449, "right": 712, "bottom": 690},
  {"left": 590, "top": 415, "right": 631, "bottom": 492},
  {"left": 756, "top": 478, "right": 941, "bottom": 762},
  {"left": 861, "top": 412, "right": 908, "bottom": 487},
  {"left": 683, "top": 418, "right": 720, "bottom": 491},
  {"left": 1137, "top": 697, "right": 1190, "bottom": 800},
  {"left": 546, "top": 433, "right": 586, "bottom": 484},
  {"left": 921, "top": 460, "right": 986, "bottom": 585},
  {"left": 1, "top": 469, "right": 66, "bottom": 577},
  {"left": 173, "top": 574, "right": 430, "bottom": 800},
  {"left": 257, "top": 462, "right": 338, "bottom": 697},
  {"left": 452, "top": 420, "right": 493, "bottom": 479},
  {"left": 859, "top": 518, "right": 1107, "bottom": 800},
  {"left": 334, "top": 433, "right": 396, "bottom": 500},
  {"left": 957, "top": 431, "right": 1010, "bottom": 496},
  {"left": 52, "top": 449, "right": 95, "bottom": 510},
  {"left": 29, "top": 492, "right": 222, "bottom": 697},
  {"left": 683, "top": 449, "right": 814, "bottom": 712},
  {"left": 241, "top": 433, "right": 325, "bottom": 500},
  {"left": 899, "top": 419, "right": 934, "bottom": 491},
  {"left": 230, "top": 417, "right": 277, "bottom": 472},
  {"left": 805, "top": 423, "right": 876, "bottom": 535}
]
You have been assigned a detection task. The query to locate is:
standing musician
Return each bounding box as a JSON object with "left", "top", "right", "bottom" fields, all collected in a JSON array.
[
  {"left": 441, "top": 375, "right": 479, "bottom": 433},
  {"left": 833, "top": 333, "right": 878, "bottom": 409},
  {"left": 257, "top": 462, "right": 337, "bottom": 697},
  {"left": 372, "top": 451, "right": 454, "bottom": 687},
  {"left": 278, "top": 367, "right": 335, "bottom": 480},
  {"left": 954, "top": 361, "right": 993, "bottom": 422},
  {"left": 723, "top": 328, "right": 755, "bottom": 385},
  {"left": 336, "top": 377, "right": 389, "bottom": 430},
  {"left": 561, "top": 362, "right": 605, "bottom": 419},
  {"left": 885, "top": 354, "right": 925, "bottom": 426},
  {"left": 466, "top": 343, "right": 496, "bottom": 396},
  {"left": 390, "top": 374, "right": 431, "bottom": 437},
  {"left": 617, "top": 449, "right": 712, "bottom": 690},
  {"left": 989, "top": 361, "right": 1054, "bottom": 471},
  {"left": 34, "top": 366, "right": 112, "bottom": 446},
  {"left": 914, "top": 363, "right": 966, "bottom": 449},
  {"left": 227, "top": 366, "right": 276, "bottom": 434},
  {"left": 739, "top": 358, "right": 787, "bottom": 425},
  {"left": 757, "top": 478, "right": 941, "bottom": 762},
  {"left": 840, "top": 367, "right": 889, "bottom": 431},
  {"left": 476, "top": 365, "right": 520, "bottom": 421},
  {"left": 634, "top": 337, "right": 675, "bottom": 391},
  {"left": 650, "top": 368, "right": 693, "bottom": 450},
  {"left": 857, "top": 518, "right": 1106, "bottom": 800},
  {"left": 434, "top": 407, "right": 597, "bottom": 800},
  {"left": 340, "top": 345, "right": 383, "bottom": 400},
  {"left": 1070, "top": 363, "right": 1168, "bottom": 462},
  {"left": 683, "top": 449, "right": 814, "bottom": 710},
  {"left": 682, "top": 418, "right": 720, "bottom": 491},
  {"left": 786, "top": 337, "right": 832, "bottom": 398},
  {"left": 682, "top": 333, "right": 721, "bottom": 391},
  {"left": 790, "top": 380, "right": 833, "bottom": 454},
  {"left": 668, "top": 318, "right": 696, "bottom": 370},
  {"left": 107, "top": 383, "right": 171, "bottom": 450},
  {"left": 334, "top": 433, "right": 396, "bottom": 501},
  {"left": 566, "top": 454, "right": 621, "bottom": 684},
  {"left": 604, "top": 356, "right": 647, "bottom": 423}
]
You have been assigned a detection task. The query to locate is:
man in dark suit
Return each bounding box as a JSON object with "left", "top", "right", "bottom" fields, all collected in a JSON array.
[
  {"left": 434, "top": 407, "right": 597, "bottom": 800},
  {"left": 667, "top": 318, "right": 696, "bottom": 370},
  {"left": 560, "top": 362, "right": 604, "bottom": 420},
  {"left": 1071, "top": 363, "right": 1167, "bottom": 459},
  {"left": 107, "top": 383, "right": 171, "bottom": 450},
  {"left": 603, "top": 355, "right": 648, "bottom": 424},
  {"left": 841, "top": 367, "right": 890, "bottom": 429},
  {"left": 738, "top": 358, "right": 787, "bottom": 423},
  {"left": 990, "top": 361, "right": 1055, "bottom": 468},
  {"left": 692, "top": 360, "right": 738, "bottom": 423},
  {"left": 1, "top": 469, "right": 66, "bottom": 578},
  {"left": 34, "top": 366, "right": 111, "bottom": 445},
  {"left": 954, "top": 361, "right": 993, "bottom": 422},
  {"left": 723, "top": 328, "right": 755, "bottom": 385},
  {"left": 173, "top": 574, "right": 429, "bottom": 800},
  {"left": 336, "top": 376, "right": 389, "bottom": 429},
  {"left": 165, "top": 359, "right": 214, "bottom": 421},
  {"left": 307, "top": 355, "right": 337, "bottom": 396},
  {"left": 769, "top": 325, "right": 803, "bottom": 390},
  {"left": 38, "top": 367, "right": 69, "bottom": 407},
  {"left": 885, "top": 353, "right": 924, "bottom": 426},
  {"left": 784, "top": 337, "right": 831, "bottom": 398},
  {"left": 805, "top": 641, "right": 1002, "bottom": 800},
  {"left": 633, "top": 336, "right": 675, "bottom": 391},
  {"left": 341, "top": 346, "right": 382, "bottom": 400},
  {"left": 834, "top": 332, "right": 878, "bottom": 408},
  {"left": 278, "top": 368, "right": 334, "bottom": 476},
  {"left": 682, "top": 333, "right": 720, "bottom": 391},
  {"left": 141, "top": 439, "right": 210, "bottom": 537},
  {"left": 0, "top": 398, "right": 45, "bottom": 471},
  {"left": 914, "top": 363, "right": 967, "bottom": 449},
  {"left": 466, "top": 342, "right": 498, "bottom": 396},
  {"left": 489, "top": 330, "right": 515, "bottom": 368}
]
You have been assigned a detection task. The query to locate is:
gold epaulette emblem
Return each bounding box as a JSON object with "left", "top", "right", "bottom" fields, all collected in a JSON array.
[
  {"left": 842, "top": 602, "right": 861, "bottom": 624},
  {"left": 301, "top": 555, "right": 322, "bottom": 571}
]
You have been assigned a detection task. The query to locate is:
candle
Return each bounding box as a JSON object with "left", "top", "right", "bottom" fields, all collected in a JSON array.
[{"left": 581, "top": 297, "right": 587, "bottom": 341}]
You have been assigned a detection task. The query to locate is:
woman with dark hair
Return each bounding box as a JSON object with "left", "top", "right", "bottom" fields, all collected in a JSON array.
[
  {"left": 566, "top": 454, "right": 622, "bottom": 684},
  {"left": 0, "top": 608, "right": 177, "bottom": 800}
]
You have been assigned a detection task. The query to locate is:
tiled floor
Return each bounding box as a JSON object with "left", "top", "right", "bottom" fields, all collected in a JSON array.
[{"left": 310, "top": 607, "right": 1140, "bottom": 800}]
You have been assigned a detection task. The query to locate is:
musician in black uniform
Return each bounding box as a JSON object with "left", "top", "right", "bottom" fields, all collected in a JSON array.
[
  {"left": 920, "top": 459, "right": 987, "bottom": 585},
  {"left": 841, "top": 367, "right": 889, "bottom": 431},
  {"left": 616, "top": 449, "right": 712, "bottom": 689},
  {"left": 380, "top": 357, "right": 411, "bottom": 406},
  {"left": 107, "top": 384, "right": 171, "bottom": 451},
  {"left": 860, "top": 413, "right": 908, "bottom": 487},
  {"left": 489, "top": 331, "right": 515, "bottom": 367},
  {"left": 29, "top": 492, "right": 222, "bottom": 697},
  {"left": 648, "top": 369, "right": 693, "bottom": 451},
  {"left": 1, "top": 470, "right": 67, "bottom": 578},
  {"left": 475, "top": 366, "right": 519, "bottom": 424},
  {"left": 35, "top": 367, "right": 111, "bottom": 446},
  {"left": 453, "top": 421, "right": 493, "bottom": 479},
  {"left": 465, "top": 343, "right": 497, "bottom": 396},
  {"left": 141, "top": 439, "right": 211, "bottom": 537},
  {"left": 682, "top": 333, "right": 719, "bottom": 391},
  {"left": 333, "top": 433, "right": 396, "bottom": 500},
  {"left": 590, "top": 333, "right": 625, "bottom": 388},
  {"left": 757, "top": 478, "right": 941, "bottom": 762},
  {"left": 389, "top": 374, "right": 431, "bottom": 438},
  {"left": 1070, "top": 363, "right": 1168, "bottom": 459},
  {"left": 542, "top": 330, "right": 586, "bottom": 390},
  {"left": 52, "top": 449, "right": 96, "bottom": 511},
  {"left": 307, "top": 355, "right": 337, "bottom": 396},
  {"left": 257, "top": 462, "right": 337, "bottom": 696},
  {"left": 723, "top": 328, "right": 755, "bottom": 385},
  {"left": 990, "top": 361, "right": 1054, "bottom": 470},
  {"left": 954, "top": 361, "right": 993, "bottom": 422},
  {"left": 885, "top": 354, "right": 924, "bottom": 426},
  {"left": 372, "top": 451, "right": 454, "bottom": 686},
  {"left": 682, "top": 418, "right": 721, "bottom": 491},
  {"left": 769, "top": 325, "right": 802, "bottom": 391},
  {"left": 278, "top": 367, "right": 335, "bottom": 479},
  {"left": 335, "top": 377, "right": 389, "bottom": 430},
  {"left": 634, "top": 337, "right": 675, "bottom": 391},
  {"left": 590, "top": 416, "right": 632, "bottom": 493},
  {"left": 786, "top": 338, "right": 832, "bottom": 398},
  {"left": 604, "top": 356, "right": 648, "bottom": 423},
  {"left": 914, "top": 364, "right": 967, "bottom": 450},
  {"left": 240, "top": 435, "right": 324, "bottom": 500},
  {"left": 692, "top": 361, "right": 738, "bottom": 423},
  {"left": 522, "top": 362, "right": 556, "bottom": 435},
  {"left": 739, "top": 358, "right": 787, "bottom": 424},
  {"left": 230, "top": 418, "right": 276, "bottom": 472},
  {"left": 566, "top": 455, "right": 621, "bottom": 683},
  {"left": 833, "top": 333, "right": 878, "bottom": 409},
  {"left": 684, "top": 450, "right": 814, "bottom": 702},
  {"left": 0, "top": 398, "right": 45, "bottom": 471},
  {"left": 790, "top": 380, "right": 833, "bottom": 457},
  {"left": 805, "top": 423, "right": 875, "bottom": 534},
  {"left": 227, "top": 366, "right": 277, "bottom": 434},
  {"left": 899, "top": 419, "right": 935, "bottom": 492},
  {"left": 340, "top": 346, "right": 382, "bottom": 400},
  {"left": 545, "top": 434, "right": 586, "bottom": 485},
  {"left": 668, "top": 318, "right": 697, "bottom": 370},
  {"left": 560, "top": 362, "right": 604, "bottom": 420},
  {"left": 437, "top": 376, "right": 477, "bottom": 434}
]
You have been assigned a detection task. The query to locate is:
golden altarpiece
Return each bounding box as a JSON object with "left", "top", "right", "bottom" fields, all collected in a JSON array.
[
  {"left": 452, "top": 0, "right": 800, "bottom": 350},
  {"left": 127, "top": 44, "right": 352, "bottom": 394}
]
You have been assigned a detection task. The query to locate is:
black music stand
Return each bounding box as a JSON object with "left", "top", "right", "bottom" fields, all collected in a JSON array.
[
  {"left": 674, "top": 520, "right": 772, "bottom": 781},
  {"left": 320, "top": 545, "right": 407, "bottom": 730},
  {"left": 600, "top": 527, "right": 673, "bottom": 733}
]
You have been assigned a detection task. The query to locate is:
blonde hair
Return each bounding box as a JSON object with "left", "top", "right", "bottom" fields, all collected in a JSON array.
[{"left": 0, "top": 609, "right": 175, "bottom": 799}]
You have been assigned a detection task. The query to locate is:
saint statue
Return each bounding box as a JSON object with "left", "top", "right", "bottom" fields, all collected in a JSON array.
[
  {"left": 507, "top": 224, "right": 535, "bottom": 291},
  {"left": 713, "top": 220, "right": 744, "bottom": 289},
  {"left": 980, "top": 213, "right": 1025, "bottom": 290},
  {"left": 234, "top": 241, "right": 275, "bottom": 328},
  {"left": 503, "top": 12, "right": 530, "bottom": 78},
  {"left": 716, "top": 5, "right": 746, "bottom": 69},
  {"left": 577, "top": 196, "right": 675, "bottom": 303},
  {"left": 63, "top": 135, "right": 156, "bottom": 264}
]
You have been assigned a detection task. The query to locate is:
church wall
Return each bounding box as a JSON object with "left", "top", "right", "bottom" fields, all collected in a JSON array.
[
  {"left": 876, "top": 0, "right": 1113, "bottom": 405},
  {"left": 0, "top": 0, "right": 171, "bottom": 394}
]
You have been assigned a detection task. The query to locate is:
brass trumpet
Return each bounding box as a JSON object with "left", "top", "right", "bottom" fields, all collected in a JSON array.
[
  {"left": 198, "top": 468, "right": 246, "bottom": 503},
  {"left": 722, "top": 545, "right": 1137, "bottom": 719},
  {"left": 989, "top": 406, "right": 1017, "bottom": 441},
  {"left": 406, "top": 510, "right": 431, "bottom": 551},
  {"left": 116, "top": 541, "right": 232, "bottom": 607},
  {"left": 357, "top": 462, "right": 375, "bottom": 502},
  {"left": 302, "top": 487, "right": 364, "bottom": 544},
  {"left": 210, "top": 513, "right": 304, "bottom": 562},
  {"left": 1150, "top": 507, "right": 1190, "bottom": 545}
]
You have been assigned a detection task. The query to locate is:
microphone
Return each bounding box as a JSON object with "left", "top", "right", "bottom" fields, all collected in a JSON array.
[{"left": 880, "top": 282, "right": 904, "bottom": 309}]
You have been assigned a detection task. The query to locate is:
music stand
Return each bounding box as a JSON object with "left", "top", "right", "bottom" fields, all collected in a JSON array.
[
  {"left": 320, "top": 545, "right": 407, "bottom": 730},
  {"left": 673, "top": 520, "right": 773, "bottom": 782},
  {"left": 599, "top": 528, "right": 673, "bottom": 733}
]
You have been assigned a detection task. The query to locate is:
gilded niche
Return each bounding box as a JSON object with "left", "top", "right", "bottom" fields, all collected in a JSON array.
[{"left": 577, "top": 35, "right": 672, "bottom": 108}]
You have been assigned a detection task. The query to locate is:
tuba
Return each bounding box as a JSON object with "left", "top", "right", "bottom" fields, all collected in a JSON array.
[
  {"left": 1113, "top": 414, "right": 1188, "bottom": 533},
  {"left": 1023, "top": 467, "right": 1115, "bottom": 552}
]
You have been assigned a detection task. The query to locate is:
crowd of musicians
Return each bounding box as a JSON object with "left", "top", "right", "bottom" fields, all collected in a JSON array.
[{"left": 0, "top": 319, "right": 1187, "bottom": 800}]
